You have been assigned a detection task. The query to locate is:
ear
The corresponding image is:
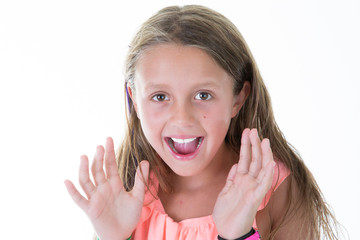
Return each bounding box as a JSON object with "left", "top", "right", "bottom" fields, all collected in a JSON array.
[
  {"left": 231, "top": 81, "right": 251, "bottom": 118},
  {"left": 127, "top": 84, "right": 138, "bottom": 114}
]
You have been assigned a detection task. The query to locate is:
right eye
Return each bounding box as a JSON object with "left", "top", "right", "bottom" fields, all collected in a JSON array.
[{"left": 152, "top": 94, "right": 169, "bottom": 102}]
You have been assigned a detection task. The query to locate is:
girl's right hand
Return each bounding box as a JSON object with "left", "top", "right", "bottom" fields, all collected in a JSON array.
[{"left": 64, "top": 137, "right": 149, "bottom": 240}]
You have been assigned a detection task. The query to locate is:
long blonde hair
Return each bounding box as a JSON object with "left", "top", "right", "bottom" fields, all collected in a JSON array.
[{"left": 117, "top": 5, "right": 340, "bottom": 239}]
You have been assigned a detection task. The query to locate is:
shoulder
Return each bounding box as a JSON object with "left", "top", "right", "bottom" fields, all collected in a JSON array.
[
  {"left": 267, "top": 173, "right": 298, "bottom": 222},
  {"left": 266, "top": 173, "right": 310, "bottom": 239},
  {"left": 257, "top": 160, "right": 291, "bottom": 211},
  {"left": 255, "top": 157, "right": 312, "bottom": 239}
]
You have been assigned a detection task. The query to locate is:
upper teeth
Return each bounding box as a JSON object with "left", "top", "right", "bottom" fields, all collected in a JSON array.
[{"left": 171, "top": 137, "right": 197, "bottom": 144}]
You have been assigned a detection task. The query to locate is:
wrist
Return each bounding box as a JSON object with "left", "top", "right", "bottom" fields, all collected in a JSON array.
[
  {"left": 218, "top": 228, "right": 260, "bottom": 240},
  {"left": 95, "top": 237, "right": 131, "bottom": 240},
  {"left": 95, "top": 234, "right": 131, "bottom": 240}
]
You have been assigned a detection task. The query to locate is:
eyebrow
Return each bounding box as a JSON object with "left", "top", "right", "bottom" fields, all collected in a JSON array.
[
  {"left": 143, "top": 80, "right": 221, "bottom": 92},
  {"left": 144, "top": 83, "right": 169, "bottom": 92},
  {"left": 195, "top": 81, "right": 221, "bottom": 89}
]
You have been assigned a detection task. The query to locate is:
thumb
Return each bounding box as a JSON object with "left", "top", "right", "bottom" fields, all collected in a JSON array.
[{"left": 132, "top": 160, "right": 150, "bottom": 199}]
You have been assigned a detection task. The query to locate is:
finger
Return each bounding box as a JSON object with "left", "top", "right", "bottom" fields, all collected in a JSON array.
[
  {"left": 255, "top": 139, "right": 273, "bottom": 182},
  {"left": 237, "top": 128, "right": 251, "bottom": 173},
  {"left": 131, "top": 160, "right": 150, "bottom": 200},
  {"left": 256, "top": 161, "right": 275, "bottom": 199},
  {"left": 64, "top": 180, "right": 89, "bottom": 213},
  {"left": 248, "top": 129, "right": 262, "bottom": 177},
  {"left": 104, "top": 137, "right": 119, "bottom": 180},
  {"left": 219, "top": 164, "right": 238, "bottom": 196},
  {"left": 261, "top": 138, "right": 273, "bottom": 168},
  {"left": 78, "top": 155, "right": 95, "bottom": 198},
  {"left": 91, "top": 145, "right": 106, "bottom": 186}
]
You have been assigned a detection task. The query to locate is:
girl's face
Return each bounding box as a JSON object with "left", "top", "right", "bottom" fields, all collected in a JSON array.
[{"left": 130, "top": 44, "right": 249, "bottom": 177}]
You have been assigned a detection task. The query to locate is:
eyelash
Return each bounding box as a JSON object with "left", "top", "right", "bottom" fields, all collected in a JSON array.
[
  {"left": 195, "top": 92, "right": 212, "bottom": 101},
  {"left": 151, "top": 92, "right": 213, "bottom": 102},
  {"left": 151, "top": 94, "right": 169, "bottom": 102}
]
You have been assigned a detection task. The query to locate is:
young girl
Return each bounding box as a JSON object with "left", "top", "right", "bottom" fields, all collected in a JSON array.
[{"left": 65, "top": 5, "right": 339, "bottom": 240}]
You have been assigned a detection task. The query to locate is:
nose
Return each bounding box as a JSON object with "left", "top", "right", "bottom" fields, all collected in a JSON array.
[{"left": 170, "top": 100, "right": 196, "bottom": 127}]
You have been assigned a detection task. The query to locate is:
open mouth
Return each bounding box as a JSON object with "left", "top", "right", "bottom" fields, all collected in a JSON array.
[{"left": 165, "top": 137, "right": 203, "bottom": 155}]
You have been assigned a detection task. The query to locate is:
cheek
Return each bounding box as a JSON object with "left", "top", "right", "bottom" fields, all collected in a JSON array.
[
  {"left": 201, "top": 104, "right": 233, "bottom": 136},
  {"left": 203, "top": 103, "right": 233, "bottom": 125},
  {"left": 137, "top": 103, "right": 166, "bottom": 141}
]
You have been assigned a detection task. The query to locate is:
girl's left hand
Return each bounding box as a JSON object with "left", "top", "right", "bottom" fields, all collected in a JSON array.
[{"left": 213, "top": 128, "right": 275, "bottom": 239}]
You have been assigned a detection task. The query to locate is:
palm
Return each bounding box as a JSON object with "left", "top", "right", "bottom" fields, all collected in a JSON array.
[
  {"left": 213, "top": 129, "right": 274, "bottom": 239},
  {"left": 65, "top": 138, "right": 149, "bottom": 240}
]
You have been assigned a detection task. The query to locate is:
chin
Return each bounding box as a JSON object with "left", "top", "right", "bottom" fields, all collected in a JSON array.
[{"left": 166, "top": 160, "right": 206, "bottom": 177}]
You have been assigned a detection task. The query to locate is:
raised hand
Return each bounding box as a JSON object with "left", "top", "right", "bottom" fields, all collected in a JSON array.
[
  {"left": 64, "top": 137, "right": 149, "bottom": 240},
  {"left": 213, "top": 128, "right": 275, "bottom": 239}
]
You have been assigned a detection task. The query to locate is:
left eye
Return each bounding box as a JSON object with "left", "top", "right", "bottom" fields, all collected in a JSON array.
[{"left": 195, "top": 92, "right": 212, "bottom": 101}]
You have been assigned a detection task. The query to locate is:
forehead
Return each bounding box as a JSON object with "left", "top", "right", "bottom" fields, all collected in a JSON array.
[{"left": 134, "top": 44, "right": 233, "bottom": 89}]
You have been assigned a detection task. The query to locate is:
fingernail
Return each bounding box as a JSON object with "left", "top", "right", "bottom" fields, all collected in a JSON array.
[
  {"left": 97, "top": 145, "right": 103, "bottom": 152},
  {"left": 265, "top": 138, "right": 270, "bottom": 147}
]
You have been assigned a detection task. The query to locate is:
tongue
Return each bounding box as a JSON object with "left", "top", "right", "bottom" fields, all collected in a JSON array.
[{"left": 173, "top": 138, "right": 199, "bottom": 155}]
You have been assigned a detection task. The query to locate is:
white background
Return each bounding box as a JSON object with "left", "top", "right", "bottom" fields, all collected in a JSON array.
[{"left": 0, "top": 0, "right": 359, "bottom": 239}]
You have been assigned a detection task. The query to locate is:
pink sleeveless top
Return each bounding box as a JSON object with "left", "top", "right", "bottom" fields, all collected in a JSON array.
[{"left": 132, "top": 161, "right": 290, "bottom": 240}]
